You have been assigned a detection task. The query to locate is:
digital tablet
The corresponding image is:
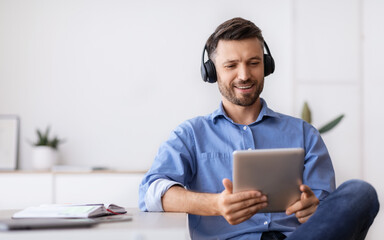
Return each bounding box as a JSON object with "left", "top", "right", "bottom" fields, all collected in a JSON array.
[{"left": 233, "top": 148, "right": 304, "bottom": 213}]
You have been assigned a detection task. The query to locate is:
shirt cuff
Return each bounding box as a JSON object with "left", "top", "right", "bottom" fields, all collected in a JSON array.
[{"left": 144, "top": 179, "right": 184, "bottom": 212}]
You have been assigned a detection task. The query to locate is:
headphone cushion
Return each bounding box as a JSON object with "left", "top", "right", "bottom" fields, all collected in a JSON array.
[
  {"left": 264, "top": 54, "right": 275, "bottom": 77},
  {"left": 204, "top": 60, "right": 217, "bottom": 83}
]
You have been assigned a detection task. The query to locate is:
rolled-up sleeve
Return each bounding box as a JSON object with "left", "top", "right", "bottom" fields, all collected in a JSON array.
[{"left": 143, "top": 179, "right": 184, "bottom": 211}]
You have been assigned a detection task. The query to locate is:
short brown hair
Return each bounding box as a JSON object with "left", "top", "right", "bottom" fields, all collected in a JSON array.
[{"left": 206, "top": 17, "right": 264, "bottom": 59}]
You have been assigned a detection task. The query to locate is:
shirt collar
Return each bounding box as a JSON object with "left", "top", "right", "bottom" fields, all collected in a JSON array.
[{"left": 211, "top": 98, "right": 280, "bottom": 124}]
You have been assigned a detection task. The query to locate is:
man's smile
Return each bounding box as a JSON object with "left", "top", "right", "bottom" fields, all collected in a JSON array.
[
  {"left": 235, "top": 84, "right": 253, "bottom": 89},
  {"left": 234, "top": 83, "right": 255, "bottom": 94}
]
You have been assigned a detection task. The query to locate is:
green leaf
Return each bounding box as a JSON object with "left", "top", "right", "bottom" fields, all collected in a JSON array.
[
  {"left": 49, "top": 136, "right": 63, "bottom": 150},
  {"left": 43, "top": 126, "right": 50, "bottom": 140},
  {"left": 36, "top": 129, "right": 43, "bottom": 143},
  {"left": 318, "top": 114, "right": 345, "bottom": 134},
  {"left": 301, "top": 101, "right": 312, "bottom": 124},
  {"left": 32, "top": 126, "right": 64, "bottom": 149}
]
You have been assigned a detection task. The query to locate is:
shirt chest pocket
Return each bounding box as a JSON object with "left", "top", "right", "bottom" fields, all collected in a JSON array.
[{"left": 190, "top": 152, "right": 233, "bottom": 193}]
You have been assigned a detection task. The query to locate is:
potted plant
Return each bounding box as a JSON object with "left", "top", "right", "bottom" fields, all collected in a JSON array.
[{"left": 31, "top": 126, "right": 64, "bottom": 170}]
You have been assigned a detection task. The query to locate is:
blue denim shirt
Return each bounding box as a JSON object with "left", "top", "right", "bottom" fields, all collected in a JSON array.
[{"left": 139, "top": 98, "right": 336, "bottom": 240}]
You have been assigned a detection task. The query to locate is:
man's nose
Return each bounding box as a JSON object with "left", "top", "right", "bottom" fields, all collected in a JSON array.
[{"left": 237, "top": 64, "right": 251, "bottom": 80}]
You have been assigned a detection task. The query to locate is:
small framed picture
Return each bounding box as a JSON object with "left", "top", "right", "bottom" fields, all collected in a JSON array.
[{"left": 0, "top": 115, "right": 19, "bottom": 170}]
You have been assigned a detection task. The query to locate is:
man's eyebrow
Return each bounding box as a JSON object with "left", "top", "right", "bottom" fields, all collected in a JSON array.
[
  {"left": 223, "top": 56, "right": 262, "bottom": 64},
  {"left": 249, "top": 56, "right": 262, "bottom": 61},
  {"left": 223, "top": 59, "right": 239, "bottom": 64}
]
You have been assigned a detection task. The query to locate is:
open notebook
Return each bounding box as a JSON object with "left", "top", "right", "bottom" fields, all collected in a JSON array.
[{"left": 12, "top": 204, "right": 127, "bottom": 219}]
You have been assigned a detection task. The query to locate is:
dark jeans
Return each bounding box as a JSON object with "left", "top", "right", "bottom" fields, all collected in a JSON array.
[
  {"left": 285, "top": 179, "right": 380, "bottom": 240},
  {"left": 261, "top": 231, "right": 286, "bottom": 240}
]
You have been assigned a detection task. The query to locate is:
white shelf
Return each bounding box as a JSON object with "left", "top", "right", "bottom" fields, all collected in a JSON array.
[{"left": 0, "top": 172, "right": 145, "bottom": 210}]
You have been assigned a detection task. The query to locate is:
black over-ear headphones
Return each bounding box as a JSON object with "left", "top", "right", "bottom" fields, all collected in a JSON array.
[{"left": 200, "top": 41, "right": 275, "bottom": 83}]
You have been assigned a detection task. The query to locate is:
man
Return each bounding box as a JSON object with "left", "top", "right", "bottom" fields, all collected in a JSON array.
[{"left": 139, "top": 18, "right": 379, "bottom": 240}]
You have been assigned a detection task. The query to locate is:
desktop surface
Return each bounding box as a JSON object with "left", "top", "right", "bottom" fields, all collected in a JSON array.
[{"left": 0, "top": 208, "right": 189, "bottom": 240}]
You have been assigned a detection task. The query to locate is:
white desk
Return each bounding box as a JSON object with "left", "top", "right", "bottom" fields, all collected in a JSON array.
[{"left": 0, "top": 208, "right": 190, "bottom": 240}]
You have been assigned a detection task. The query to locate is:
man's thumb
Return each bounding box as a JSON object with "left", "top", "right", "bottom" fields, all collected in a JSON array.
[{"left": 222, "top": 178, "right": 233, "bottom": 193}]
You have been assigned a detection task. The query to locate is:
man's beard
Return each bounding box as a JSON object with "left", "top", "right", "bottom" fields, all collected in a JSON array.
[{"left": 218, "top": 79, "right": 264, "bottom": 107}]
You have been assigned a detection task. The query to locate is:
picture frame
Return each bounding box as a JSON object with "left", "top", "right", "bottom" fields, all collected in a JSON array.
[{"left": 0, "top": 115, "right": 19, "bottom": 170}]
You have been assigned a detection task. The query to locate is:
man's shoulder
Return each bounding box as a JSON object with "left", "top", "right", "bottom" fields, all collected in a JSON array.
[
  {"left": 168, "top": 115, "right": 214, "bottom": 143},
  {"left": 177, "top": 113, "right": 214, "bottom": 130},
  {"left": 273, "top": 111, "right": 303, "bottom": 122},
  {"left": 265, "top": 107, "right": 301, "bottom": 121},
  {"left": 260, "top": 99, "right": 309, "bottom": 126},
  {"left": 266, "top": 110, "right": 317, "bottom": 131}
]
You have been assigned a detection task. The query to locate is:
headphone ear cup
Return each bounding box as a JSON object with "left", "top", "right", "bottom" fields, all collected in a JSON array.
[
  {"left": 204, "top": 59, "right": 217, "bottom": 83},
  {"left": 264, "top": 54, "right": 275, "bottom": 77}
]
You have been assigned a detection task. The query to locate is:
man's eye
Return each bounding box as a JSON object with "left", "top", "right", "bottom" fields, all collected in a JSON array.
[
  {"left": 250, "top": 62, "right": 260, "bottom": 65},
  {"left": 225, "top": 65, "right": 235, "bottom": 69}
]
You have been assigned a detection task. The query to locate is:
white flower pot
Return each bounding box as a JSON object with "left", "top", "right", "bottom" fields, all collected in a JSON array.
[{"left": 32, "top": 146, "right": 58, "bottom": 170}]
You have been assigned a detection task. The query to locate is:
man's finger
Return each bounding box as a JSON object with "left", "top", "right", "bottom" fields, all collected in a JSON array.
[
  {"left": 287, "top": 188, "right": 319, "bottom": 215},
  {"left": 297, "top": 215, "right": 311, "bottom": 224},
  {"left": 286, "top": 200, "right": 302, "bottom": 215},
  {"left": 224, "top": 202, "right": 268, "bottom": 225},
  {"left": 229, "top": 195, "right": 268, "bottom": 212},
  {"left": 287, "top": 194, "right": 316, "bottom": 215},
  {"left": 300, "top": 185, "right": 315, "bottom": 198},
  {"left": 294, "top": 204, "right": 317, "bottom": 219},
  {"left": 222, "top": 178, "right": 262, "bottom": 199},
  {"left": 222, "top": 178, "right": 233, "bottom": 194}
]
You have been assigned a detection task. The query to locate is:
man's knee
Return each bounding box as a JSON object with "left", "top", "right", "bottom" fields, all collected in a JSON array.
[
  {"left": 339, "top": 180, "right": 377, "bottom": 198},
  {"left": 338, "top": 179, "right": 380, "bottom": 217}
]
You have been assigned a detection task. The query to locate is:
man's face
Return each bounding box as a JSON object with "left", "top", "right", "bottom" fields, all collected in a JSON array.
[{"left": 213, "top": 38, "right": 265, "bottom": 107}]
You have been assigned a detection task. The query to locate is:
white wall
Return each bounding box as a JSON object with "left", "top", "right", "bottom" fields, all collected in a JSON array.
[
  {"left": 0, "top": 0, "right": 292, "bottom": 171},
  {"left": 363, "top": 0, "right": 384, "bottom": 238},
  {"left": 0, "top": 0, "right": 383, "bottom": 238}
]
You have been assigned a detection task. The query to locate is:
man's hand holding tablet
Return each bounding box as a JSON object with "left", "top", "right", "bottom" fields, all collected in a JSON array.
[
  {"left": 286, "top": 184, "right": 320, "bottom": 223},
  {"left": 216, "top": 178, "right": 268, "bottom": 225}
]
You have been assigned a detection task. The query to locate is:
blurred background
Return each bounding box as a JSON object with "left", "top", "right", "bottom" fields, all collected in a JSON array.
[{"left": 0, "top": 0, "right": 383, "bottom": 238}]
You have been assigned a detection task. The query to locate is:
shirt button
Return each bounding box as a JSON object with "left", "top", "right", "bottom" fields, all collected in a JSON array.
[
  {"left": 243, "top": 126, "right": 247, "bottom": 130},
  {"left": 248, "top": 148, "right": 252, "bottom": 150},
  {"left": 264, "top": 221, "right": 268, "bottom": 225}
]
